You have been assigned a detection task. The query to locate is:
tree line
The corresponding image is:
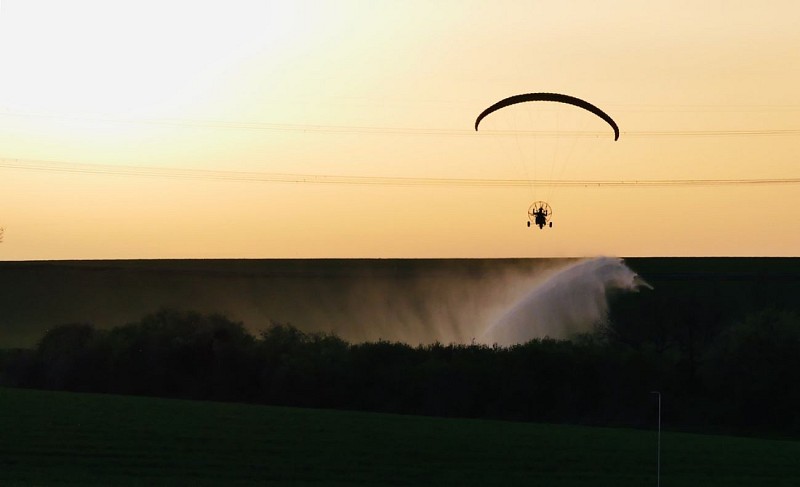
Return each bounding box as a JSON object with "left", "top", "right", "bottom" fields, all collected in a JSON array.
[{"left": 1, "top": 305, "right": 799, "bottom": 438}]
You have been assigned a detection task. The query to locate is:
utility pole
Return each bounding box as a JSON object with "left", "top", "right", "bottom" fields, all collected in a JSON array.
[{"left": 650, "top": 391, "right": 661, "bottom": 487}]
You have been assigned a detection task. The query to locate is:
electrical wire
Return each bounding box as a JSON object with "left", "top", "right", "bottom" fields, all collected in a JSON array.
[
  {"left": 2, "top": 157, "right": 799, "bottom": 188},
  {"left": 2, "top": 111, "right": 799, "bottom": 137}
]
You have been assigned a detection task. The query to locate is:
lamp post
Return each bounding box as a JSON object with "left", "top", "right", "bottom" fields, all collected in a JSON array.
[{"left": 650, "top": 391, "right": 661, "bottom": 487}]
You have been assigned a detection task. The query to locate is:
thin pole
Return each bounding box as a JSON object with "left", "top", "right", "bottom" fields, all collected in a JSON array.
[{"left": 650, "top": 391, "right": 661, "bottom": 487}]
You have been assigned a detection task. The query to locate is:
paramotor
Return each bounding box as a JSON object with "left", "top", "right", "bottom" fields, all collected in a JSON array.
[{"left": 475, "top": 92, "right": 619, "bottom": 230}]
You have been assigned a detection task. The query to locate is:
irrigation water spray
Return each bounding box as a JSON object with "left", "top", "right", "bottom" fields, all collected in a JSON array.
[{"left": 481, "top": 257, "right": 651, "bottom": 346}]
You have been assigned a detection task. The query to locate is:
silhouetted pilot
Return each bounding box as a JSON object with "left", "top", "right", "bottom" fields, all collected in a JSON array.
[{"left": 534, "top": 208, "right": 548, "bottom": 229}]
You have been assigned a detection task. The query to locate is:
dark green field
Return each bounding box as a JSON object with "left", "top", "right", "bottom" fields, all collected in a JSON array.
[
  {"left": 1, "top": 387, "right": 798, "bottom": 486},
  {"left": 3, "top": 258, "right": 800, "bottom": 484},
  {"left": 4, "top": 257, "right": 800, "bottom": 348}
]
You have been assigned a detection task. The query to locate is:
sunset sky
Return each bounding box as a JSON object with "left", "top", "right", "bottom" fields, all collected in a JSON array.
[{"left": 1, "top": 0, "right": 799, "bottom": 259}]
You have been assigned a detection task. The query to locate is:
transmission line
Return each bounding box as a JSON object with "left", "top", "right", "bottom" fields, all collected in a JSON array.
[
  {"left": 2, "top": 111, "right": 799, "bottom": 137},
  {"left": 2, "top": 157, "right": 800, "bottom": 188}
]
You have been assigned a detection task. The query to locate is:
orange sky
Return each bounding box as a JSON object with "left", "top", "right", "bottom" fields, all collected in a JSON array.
[{"left": 1, "top": 0, "right": 799, "bottom": 259}]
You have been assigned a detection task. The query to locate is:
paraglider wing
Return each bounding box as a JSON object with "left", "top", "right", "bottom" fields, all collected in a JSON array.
[{"left": 474, "top": 92, "right": 620, "bottom": 141}]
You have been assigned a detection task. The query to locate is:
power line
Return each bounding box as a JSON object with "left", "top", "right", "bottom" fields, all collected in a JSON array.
[
  {"left": 2, "top": 157, "right": 800, "bottom": 188},
  {"left": 2, "top": 111, "right": 799, "bottom": 137}
]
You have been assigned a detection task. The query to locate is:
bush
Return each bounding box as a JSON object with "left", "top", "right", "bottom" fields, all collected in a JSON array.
[
  {"left": 3, "top": 306, "right": 799, "bottom": 438},
  {"left": 701, "top": 309, "right": 800, "bottom": 433}
]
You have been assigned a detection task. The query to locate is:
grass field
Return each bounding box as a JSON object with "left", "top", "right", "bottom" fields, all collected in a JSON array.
[
  {"left": 5, "top": 257, "right": 800, "bottom": 348},
  {"left": 1, "top": 387, "right": 798, "bottom": 486}
]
